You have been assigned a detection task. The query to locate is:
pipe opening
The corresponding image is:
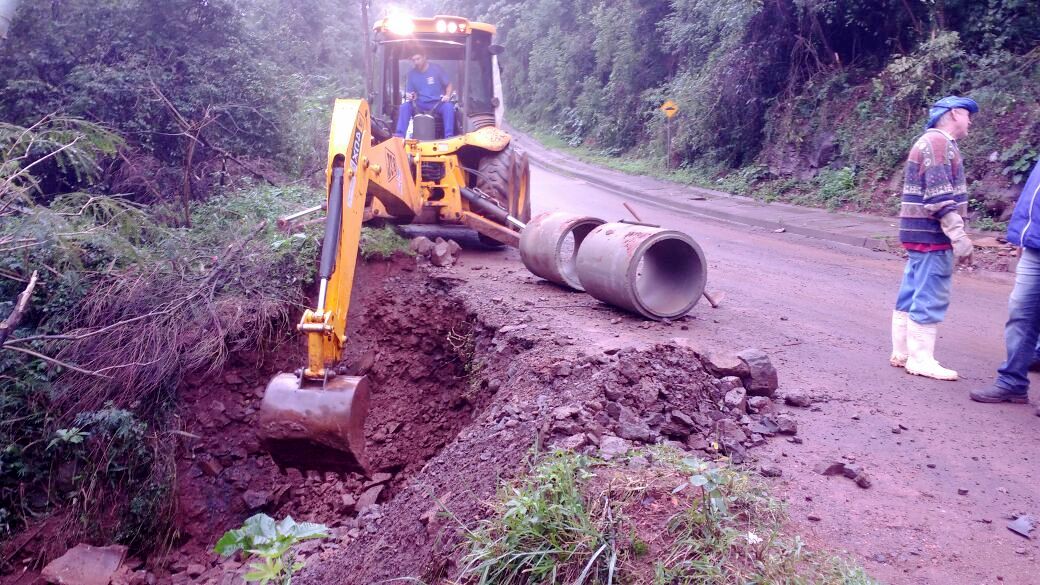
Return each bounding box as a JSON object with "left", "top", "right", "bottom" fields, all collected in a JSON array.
[
  {"left": 633, "top": 237, "right": 706, "bottom": 318},
  {"left": 557, "top": 221, "right": 600, "bottom": 289}
]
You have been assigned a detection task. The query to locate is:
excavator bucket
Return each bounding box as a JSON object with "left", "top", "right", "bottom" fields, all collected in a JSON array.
[{"left": 257, "top": 372, "right": 371, "bottom": 474}]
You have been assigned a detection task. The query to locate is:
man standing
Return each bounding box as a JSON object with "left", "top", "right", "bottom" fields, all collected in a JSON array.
[
  {"left": 971, "top": 161, "right": 1040, "bottom": 413},
  {"left": 890, "top": 96, "right": 977, "bottom": 380},
  {"left": 394, "top": 49, "right": 455, "bottom": 139}
]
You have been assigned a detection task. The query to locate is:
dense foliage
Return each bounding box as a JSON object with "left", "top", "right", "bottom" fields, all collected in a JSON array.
[
  {"left": 0, "top": 0, "right": 366, "bottom": 559},
  {"left": 426, "top": 0, "right": 1039, "bottom": 217}
]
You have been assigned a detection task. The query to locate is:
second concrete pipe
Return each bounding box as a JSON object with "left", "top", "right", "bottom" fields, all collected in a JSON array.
[
  {"left": 575, "top": 222, "right": 707, "bottom": 320},
  {"left": 519, "top": 212, "right": 606, "bottom": 291}
]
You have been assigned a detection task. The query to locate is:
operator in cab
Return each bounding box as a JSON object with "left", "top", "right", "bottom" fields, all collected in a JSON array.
[{"left": 394, "top": 48, "right": 455, "bottom": 139}]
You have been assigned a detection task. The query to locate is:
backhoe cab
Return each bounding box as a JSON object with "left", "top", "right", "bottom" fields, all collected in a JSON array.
[{"left": 258, "top": 15, "right": 530, "bottom": 474}]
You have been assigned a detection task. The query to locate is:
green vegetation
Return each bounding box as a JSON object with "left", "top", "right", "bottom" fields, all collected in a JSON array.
[
  {"left": 0, "top": 0, "right": 368, "bottom": 554},
  {"left": 428, "top": 0, "right": 1039, "bottom": 219},
  {"left": 215, "top": 514, "right": 329, "bottom": 585},
  {"left": 360, "top": 226, "right": 415, "bottom": 260},
  {"left": 457, "top": 449, "right": 878, "bottom": 584}
]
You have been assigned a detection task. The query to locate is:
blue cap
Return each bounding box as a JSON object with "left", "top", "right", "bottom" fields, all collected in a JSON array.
[{"left": 926, "top": 96, "right": 979, "bottom": 129}]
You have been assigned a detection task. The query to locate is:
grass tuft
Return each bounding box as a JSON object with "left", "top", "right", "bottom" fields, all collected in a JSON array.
[{"left": 455, "top": 448, "right": 879, "bottom": 585}]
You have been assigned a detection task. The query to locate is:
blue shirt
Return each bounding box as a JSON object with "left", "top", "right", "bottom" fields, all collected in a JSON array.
[
  {"left": 406, "top": 63, "right": 450, "bottom": 109},
  {"left": 1007, "top": 162, "right": 1040, "bottom": 249}
]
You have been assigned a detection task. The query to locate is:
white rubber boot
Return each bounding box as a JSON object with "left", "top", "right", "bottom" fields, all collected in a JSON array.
[
  {"left": 905, "top": 320, "right": 958, "bottom": 381},
  {"left": 890, "top": 310, "right": 909, "bottom": 367}
]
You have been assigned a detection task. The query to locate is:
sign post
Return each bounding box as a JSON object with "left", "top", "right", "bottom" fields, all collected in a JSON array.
[{"left": 659, "top": 99, "right": 678, "bottom": 169}]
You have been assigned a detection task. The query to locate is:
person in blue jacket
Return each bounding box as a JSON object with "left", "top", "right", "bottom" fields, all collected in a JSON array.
[
  {"left": 394, "top": 48, "right": 455, "bottom": 139},
  {"left": 971, "top": 161, "right": 1040, "bottom": 415}
]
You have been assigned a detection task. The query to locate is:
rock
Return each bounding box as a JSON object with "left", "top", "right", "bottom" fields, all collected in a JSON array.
[
  {"left": 185, "top": 565, "right": 206, "bottom": 578},
  {"left": 410, "top": 236, "right": 435, "bottom": 256},
  {"left": 807, "top": 514, "right": 822, "bottom": 522},
  {"left": 759, "top": 463, "right": 783, "bottom": 477},
  {"left": 717, "top": 376, "right": 743, "bottom": 392},
  {"left": 340, "top": 494, "right": 357, "bottom": 510},
  {"left": 628, "top": 455, "right": 650, "bottom": 469},
  {"left": 241, "top": 489, "right": 270, "bottom": 510},
  {"left": 498, "top": 324, "right": 528, "bottom": 334},
  {"left": 775, "top": 415, "right": 798, "bottom": 435},
  {"left": 737, "top": 349, "right": 779, "bottom": 397},
  {"left": 784, "top": 392, "right": 812, "bottom": 407},
  {"left": 617, "top": 361, "right": 641, "bottom": 384},
  {"left": 747, "top": 396, "right": 772, "bottom": 413},
  {"left": 357, "top": 484, "right": 384, "bottom": 510},
  {"left": 746, "top": 417, "right": 779, "bottom": 436},
  {"left": 445, "top": 239, "right": 462, "bottom": 256},
  {"left": 855, "top": 473, "right": 873, "bottom": 489},
  {"left": 958, "top": 488, "right": 969, "bottom": 496},
  {"left": 365, "top": 472, "right": 392, "bottom": 487},
  {"left": 1007, "top": 515, "right": 1036, "bottom": 539},
  {"left": 814, "top": 461, "right": 846, "bottom": 476},
  {"left": 42, "top": 544, "right": 128, "bottom": 585},
  {"left": 558, "top": 433, "right": 588, "bottom": 450},
  {"left": 430, "top": 242, "right": 454, "bottom": 267},
  {"left": 598, "top": 436, "right": 631, "bottom": 460},
  {"left": 714, "top": 419, "right": 748, "bottom": 444},
  {"left": 842, "top": 464, "right": 863, "bottom": 479},
  {"left": 616, "top": 407, "right": 653, "bottom": 442},
  {"left": 660, "top": 410, "right": 696, "bottom": 439},
  {"left": 199, "top": 459, "right": 223, "bottom": 478},
  {"left": 552, "top": 362, "right": 573, "bottom": 377},
  {"left": 724, "top": 387, "right": 747, "bottom": 412},
  {"left": 703, "top": 352, "right": 749, "bottom": 378},
  {"left": 223, "top": 372, "right": 244, "bottom": 385}
]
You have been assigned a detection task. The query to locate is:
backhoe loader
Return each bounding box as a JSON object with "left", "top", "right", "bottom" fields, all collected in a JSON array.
[{"left": 257, "top": 15, "right": 530, "bottom": 474}]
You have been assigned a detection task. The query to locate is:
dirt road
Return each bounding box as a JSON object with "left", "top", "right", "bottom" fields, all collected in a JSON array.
[{"left": 528, "top": 165, "right": 1039, "bottom": 584}]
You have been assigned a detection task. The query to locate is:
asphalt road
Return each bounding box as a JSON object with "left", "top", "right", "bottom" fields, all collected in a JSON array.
[{"left": 529, "top": 164, "right": 1039, "bottom": 585}]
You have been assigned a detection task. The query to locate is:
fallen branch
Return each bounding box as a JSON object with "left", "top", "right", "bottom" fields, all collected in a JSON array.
[
  {"left": 2, "top": 344, "right": 112, "bottom": 379},
  {"left": 0, "top": 270, "right": 38, "bottom": 345}
]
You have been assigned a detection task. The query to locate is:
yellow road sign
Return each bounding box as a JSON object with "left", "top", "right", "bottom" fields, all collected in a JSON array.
[{"left": 660, "top": 99, "right": 678, "bottom": 118}]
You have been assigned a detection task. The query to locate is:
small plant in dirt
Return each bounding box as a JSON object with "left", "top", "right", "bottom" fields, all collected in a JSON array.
[{"left": 214, "top": 514, "right": 329, "bottom": 585}]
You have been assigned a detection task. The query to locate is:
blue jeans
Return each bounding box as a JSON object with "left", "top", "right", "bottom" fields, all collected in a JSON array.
[
  {"left": 995, "top": 247, "right": 1040, "bottom": 395},
  {"left": 394, "top": 101, "right": 455, "bottom": 138},
  {"left": 895, "top": 249, "right": 954, "bottom": 325}
]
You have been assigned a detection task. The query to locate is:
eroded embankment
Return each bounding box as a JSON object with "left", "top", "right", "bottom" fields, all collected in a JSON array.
[{"left": 118, "top": 250, "right": 786, "bottom": 584}]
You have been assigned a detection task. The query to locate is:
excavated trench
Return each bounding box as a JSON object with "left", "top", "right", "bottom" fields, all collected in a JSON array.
[{"left": 167, "top": 257, "right": 498, "bottom": 572}]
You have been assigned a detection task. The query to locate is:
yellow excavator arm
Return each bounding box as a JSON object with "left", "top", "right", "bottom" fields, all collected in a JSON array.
[{"left": 258, "top": 98, "right": 528, "bottom": 474}]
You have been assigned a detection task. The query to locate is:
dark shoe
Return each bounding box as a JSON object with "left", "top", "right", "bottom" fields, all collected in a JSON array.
[
  {"left": 970, "top": 386, "right": 1029, "bottom": 404},
  {"left": 1029, "top": 358, "right": 1040, "bottom": 372}
]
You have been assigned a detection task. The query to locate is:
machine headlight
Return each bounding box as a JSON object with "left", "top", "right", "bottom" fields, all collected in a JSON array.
[
  {"left": 387, "top": 14, "right": 415, "bottom": 36},
  {"left": 435, "top": 19, "right": 447, "bottom": 33},
  {"left": 447, "top": 21, "right": 458, "bottom": 33}
]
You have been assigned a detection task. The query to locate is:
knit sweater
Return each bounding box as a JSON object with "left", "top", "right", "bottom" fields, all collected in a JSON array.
[{"left": 898, "top": 129, "right": 969, "bottom": 246}]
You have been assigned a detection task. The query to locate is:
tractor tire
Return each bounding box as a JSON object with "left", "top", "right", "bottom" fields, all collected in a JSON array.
[{"left": 474, "top": 143, "right": 531, "bottom": 247}]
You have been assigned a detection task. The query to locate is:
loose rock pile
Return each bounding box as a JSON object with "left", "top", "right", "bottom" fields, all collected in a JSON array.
[
  {"left": 409, "top": 236, "right": 462, "bottom": 267},
  {"left": 541, "top": 342, "right": 791, "bottom": 465}
]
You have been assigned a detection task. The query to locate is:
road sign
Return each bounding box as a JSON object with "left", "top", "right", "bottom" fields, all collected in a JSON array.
[{"left": 660, "top": 99, "right": 678, "bottom": 118}]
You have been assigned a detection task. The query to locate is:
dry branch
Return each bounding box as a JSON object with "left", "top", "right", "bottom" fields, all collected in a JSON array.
[{"left": 0, "top": 270, "right": 38, "bottom": 345}]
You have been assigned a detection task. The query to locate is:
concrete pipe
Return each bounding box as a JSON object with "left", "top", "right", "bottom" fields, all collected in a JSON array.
[
  {"left": 575, "top": 222, "right": 707, "bottom": 320},
  {"left": 519, "top": 212, "right": 606, "bottom": 291}
]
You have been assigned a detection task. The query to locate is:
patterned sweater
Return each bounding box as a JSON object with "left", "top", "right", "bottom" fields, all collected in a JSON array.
[{"left": 898, "top": 129, "right": 969, "bottom": 246}]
